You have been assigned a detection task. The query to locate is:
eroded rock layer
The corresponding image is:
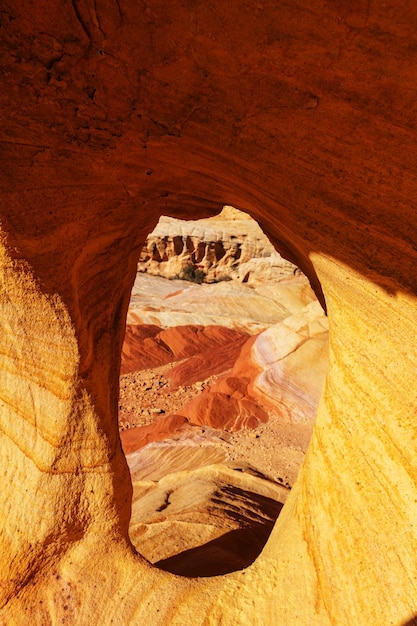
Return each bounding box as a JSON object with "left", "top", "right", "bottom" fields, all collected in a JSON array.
[
  {"left": 120, "top": 265, "right": 328, "bottom": 446},
  {"left": 130, "top": 463, "right": 288, "bottom": 577},
  {"left": 121, "top": 323, "right": 249, "bottom": 375},
  {"left": 1, "top": 1, "right": 417, "bottom": 625},
  {"left": 138, "top": 206, "right": 297, "bottom": 283}
]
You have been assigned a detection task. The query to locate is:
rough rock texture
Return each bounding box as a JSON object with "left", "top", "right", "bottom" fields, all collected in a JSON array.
[
  {"left": 121, "top": 323, "right": 249, "bottom": 375},
  {"left": 129, "top": 463, "right": 288, "bottom": 577},
  {"left": 127, "top": 272, "right": 308, "bottom": 332},
  {"left": 177, "top": 299, "right": 328, "bottom": 431},
  {"left": 138, "top": 206, "right": 297, "bottom": 283},
  {"left": 2, "top": 1, "right": 417, "bottom": 625}
]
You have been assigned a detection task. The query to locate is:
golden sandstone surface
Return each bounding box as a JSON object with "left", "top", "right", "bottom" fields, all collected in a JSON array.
[{"left": 1, "top": 1, "right": 417, "bottom": 624}]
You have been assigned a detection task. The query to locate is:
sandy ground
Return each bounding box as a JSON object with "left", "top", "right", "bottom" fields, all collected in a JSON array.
[
  {"left": 119, "top": 362, "right": 312, "bottom": 488},
  {"left": 118, "top": 271, "right": 318, "bottom": 574}
]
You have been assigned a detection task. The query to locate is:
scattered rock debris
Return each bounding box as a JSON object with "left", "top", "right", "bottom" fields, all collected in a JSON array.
[{"left": 118, "top": 361, "right": 311, "bottom": 488}]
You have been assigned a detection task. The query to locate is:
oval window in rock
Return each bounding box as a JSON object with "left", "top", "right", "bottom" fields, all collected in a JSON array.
[{"left": 118, "top": 206, "right": 329, "bottom": 577}]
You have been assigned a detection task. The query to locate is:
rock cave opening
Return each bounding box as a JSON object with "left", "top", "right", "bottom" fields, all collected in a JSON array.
[{"left": 118, "top": 206, "right": 329, "bottom": 577}]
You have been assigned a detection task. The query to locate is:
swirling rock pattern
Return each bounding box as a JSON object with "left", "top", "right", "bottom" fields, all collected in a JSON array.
[{"left": 1, "top": 1, "right": 417, "bottom": 624}]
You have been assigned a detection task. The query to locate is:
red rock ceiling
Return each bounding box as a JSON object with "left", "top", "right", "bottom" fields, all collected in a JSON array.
[{"left": 2, "top": 0, "right": 417, "bottom": 298}]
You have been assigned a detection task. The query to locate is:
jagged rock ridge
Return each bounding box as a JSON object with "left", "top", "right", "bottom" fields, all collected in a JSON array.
[{"left": 138, "top": 206, "right": 297, "bottom": 284}]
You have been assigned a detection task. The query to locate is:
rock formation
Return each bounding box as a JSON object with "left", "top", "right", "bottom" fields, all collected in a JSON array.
[
  {"left": 2, "top": 1, "right": 417, "bottom": 624},
  {"left": 121, "top": 323, "right": 250, "bottom": 375},
  {"left": 120, "top": 250, "right": 328, "bottom": 443},
  {"left": 138, "top": 205, "right": 297, "bottom": 283},
  {"left": 129, "top": 462, "right": 288, "bottom": 577},
  {"left": 178, "top": 299, "right": 328, "bottom": 430},
  {"left": 118, "top": 264, "right": 327, "bottom": 523}
]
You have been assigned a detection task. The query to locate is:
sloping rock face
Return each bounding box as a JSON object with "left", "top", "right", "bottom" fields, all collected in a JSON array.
[
  {"left": 129, "top": 463, "right": 288, "bottom": 577},
  {"left": 251, "top": 300, "right": 329, "bottom": 422},
  {"left": 121, "top": 323, "right": 249, "bottom": 375},
  {"left": 127, "top": 268, "right": 318, "bottom": 331},
  {"left": 138, "top": 205, "right": 297, "bottom": 283},
  {"left": 128, "top": 273, "right": 302, "bottom": 331},
  {"left": 176, "top": 299, "right": 328, "bottom": 431},
  {"left": 2, "top": 2, "right": 417, "bottom": 625}
]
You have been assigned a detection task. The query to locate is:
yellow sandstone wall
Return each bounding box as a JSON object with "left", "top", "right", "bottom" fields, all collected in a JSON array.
[{"left": 1, "top": 1, "right": 417, "bottom": 624}]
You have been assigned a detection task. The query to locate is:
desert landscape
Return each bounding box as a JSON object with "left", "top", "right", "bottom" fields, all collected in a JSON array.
[{"left": 119, "top": 208, "right": 328, "bottom": 574}]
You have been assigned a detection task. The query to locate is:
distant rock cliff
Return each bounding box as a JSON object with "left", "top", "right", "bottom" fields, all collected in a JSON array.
[{"left": 138, "top": 206, "right": 298, "bottom": 284}]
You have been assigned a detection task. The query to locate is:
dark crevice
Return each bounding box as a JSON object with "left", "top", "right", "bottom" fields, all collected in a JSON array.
[{"left": 156, "top": 490, "right": 173, "bottom": 513}]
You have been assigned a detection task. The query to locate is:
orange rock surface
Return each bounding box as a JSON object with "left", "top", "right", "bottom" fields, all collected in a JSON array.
[
  {"left": 121, "top": 323, "right": 249, "bottom": 375},
  {"left": 175, "top": 300, "right": 328, "bottom": 432},
  {"left": 181, "top": 372, "right": 269, "bottom": 431},
  {"left": 165, "top": 334, "right": 250, "bottom": 388},
  {"left": 1, "top": 1, "right": 417, "bottom": 624},
  {"left": 120, "top": 414, "right": 189, "bottom": 454}
]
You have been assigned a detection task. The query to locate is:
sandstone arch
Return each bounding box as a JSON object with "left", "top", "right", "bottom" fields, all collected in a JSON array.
[{"left": 1, "top": 1, "right": 417, "bottom": 624}]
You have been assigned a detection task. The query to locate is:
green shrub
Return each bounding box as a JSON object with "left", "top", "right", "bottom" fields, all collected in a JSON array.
[{"left": 180, "top": 265, "right": 206, "bottom": 283}]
